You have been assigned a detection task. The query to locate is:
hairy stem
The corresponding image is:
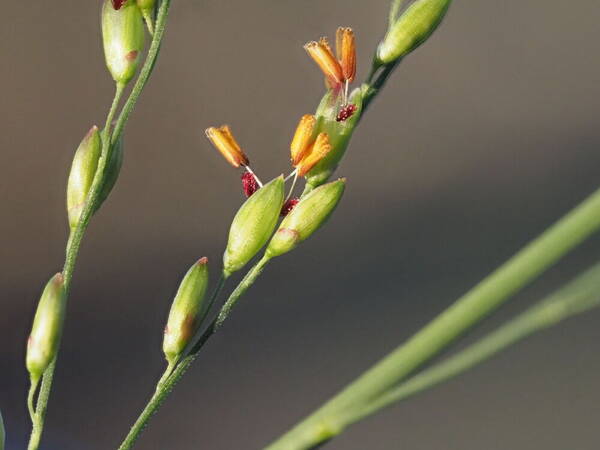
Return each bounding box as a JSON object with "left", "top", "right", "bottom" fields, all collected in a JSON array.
[
  {"left": 118, "top": 256, "right": 271, "bottom": 450},
  {"left": 28, "top": 84, "right": 124, "bottom": 450},
  {"left": 112, "top": 0, "right": 172, "bottom": 144},
  {"left": 265, "top": 186, "right": 600, "bottom": 450},
  {"left": 26, "top": 2, "right": 172, "bottom": 448}
]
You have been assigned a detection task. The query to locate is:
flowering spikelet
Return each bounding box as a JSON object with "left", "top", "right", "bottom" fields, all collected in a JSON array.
[
  {"left": 266, "top": 179, "right": 346, "bottom": 258},
  {"left": 241, "top": 171, "right": 259, "bottom": 197},
  {"left": 296, "top": 132, "right": 332, "bottom": 177},
  {"left": 281, "top": 198, "right": 300, "bottom": 217},
  {"left": 163, "top": 258, "right": 210, "bottom": 366},
  {"left": 205, "top": 125, "right": 249, "bottom": 168}
]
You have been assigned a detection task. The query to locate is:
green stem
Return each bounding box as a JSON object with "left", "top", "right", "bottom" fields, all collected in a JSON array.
[
  {"left": 265, "top": 186, "right": 600, "bottom": 450},
  {"left": 117, "top": 256, "right": 271, "bottom": 450},
  {"left": 216, "top": 256, "right": 271, "bottom": 329},
  {"left": 361, "top": 59, "right": 401, "bottom": 114},
  {"left": 112, "top": 0, "right": 171, "bottom": 145},
  {"left": 26, "top": 2, "right": 172, "bottom": 448},
  {"left": 27, "top": 377, "right": 39, "bottom": 422},
  {"left": 348, "top": 262, "right": 600, "bottom": 426},
  {"left": 27, "top": 85, "right": 124, "bottom": 450}
]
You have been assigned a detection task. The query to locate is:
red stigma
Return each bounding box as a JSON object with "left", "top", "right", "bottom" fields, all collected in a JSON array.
[
  {"left": 241, "top": 172, "right": 259, "bottom": 197},
  {"left": 111, "top": 0, "right": 127, "bottom": 10},
  {"left": 336, "top": 103, "right": 357, "bottom": 122},
  {"left": 281, "top": 198, "right": 300, "bottom": 217}
]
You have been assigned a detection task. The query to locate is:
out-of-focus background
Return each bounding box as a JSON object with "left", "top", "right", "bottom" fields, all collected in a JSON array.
[{"left": 2, "top": 1, "right": 600, "bottom": 449}]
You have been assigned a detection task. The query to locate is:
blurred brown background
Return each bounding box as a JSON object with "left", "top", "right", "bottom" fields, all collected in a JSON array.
[{"left": 2, "top": 1, "right": 600, "bottom": 449}]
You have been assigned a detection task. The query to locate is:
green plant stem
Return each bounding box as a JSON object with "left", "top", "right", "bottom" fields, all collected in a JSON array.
[
  {"left": 264, "top": 186, "right": 600, "bottom": 450},
  {"left": 216, "top": 256, "right": 271, "bottom": 328},
  {"left": 27, "top": 3, "right": 172, "bottom": 448},
  {"left": 348, "top": 262, "right": 600, "bottom": 426},
  {"left": 117, "top": 256, "right": 271, "bottom": 450},
  {"left": 112, "top": 0, "right": 171, "bottom": 145},
  {"left": 27, "top": 85, "right": 124, "bottom": 450},
  {"left": 362, "top": 59, "right": 401, "bottom": 113}
]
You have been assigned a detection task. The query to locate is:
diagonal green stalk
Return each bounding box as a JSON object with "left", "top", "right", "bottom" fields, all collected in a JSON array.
[
  {"left": 342, "top": 261, "right": 600, "bottom": 427},
  {"left": 265, "top": 186, "right": 600, "bottom": 450},
  {"left": 26, "top": 2, "right": 172, "bottom": 449},
  {"left": 117, "top": 255, "right": 272, "bottom": 450},
  {"left": 28, "top": 84, "right": 124, "bottom": 450}
]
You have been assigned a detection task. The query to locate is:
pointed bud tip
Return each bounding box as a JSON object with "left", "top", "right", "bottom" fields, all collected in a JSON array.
[
  {"left": 53, "top": 273, "right": 65, "bottom": 285},
  {"left": 196, "top": 257, "right": 208, "bottom": 265},
  {"left": 85, "top": 126, "right": 99, "bottom": 139}
]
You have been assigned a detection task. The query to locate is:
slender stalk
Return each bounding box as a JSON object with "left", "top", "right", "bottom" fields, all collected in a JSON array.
[
  {"left": 361, "top": 59, "right": 401, "bottom": 113},
  {"left": 388, "top": 0, "right": 405, "bottom": 29},
  {"left": 347, "top": 262, "right": 600, "bottom": 426},
  {"left": 216, "top": 256, "right": 271, "bottom": 328},
  {"left": 26, "top": 3, "right": 172, "bottom": 448},
  {"left": 265, "top": 186, "right": 600, "bottom": 450},
  {"left": 117, "top": 256, "right": 271, "bottom": 450},
  {"left": 112, "top": 0, "right": 172, "bottom": 144},
  {"left": 28, "top": 84, "right": 124, "bottom": 450}
]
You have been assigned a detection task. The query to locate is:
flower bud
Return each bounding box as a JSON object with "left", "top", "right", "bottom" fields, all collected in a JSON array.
[
  {"left": 377, "top": 0, "right": 452, "bottom": 65},
  {"left": 305, "top": 89, "right": 363, "bottom": 188},
  {"left": 102, "top": 0, "right": 146, "bottom": 86},
  {"left": 163, "top": 258, "right": 210, "bottom": 365},
  {"left": 26, "top": 274, "right": 67, "bottom": 384},
  {"left": 66, "top": 126, "right": 101, "bottom": 230},
  {"left": 266, "top": 179, "right": 345, "bottom": 258},
  {"left": 223, "top": 176, "right": 285, "bottom": 276}
]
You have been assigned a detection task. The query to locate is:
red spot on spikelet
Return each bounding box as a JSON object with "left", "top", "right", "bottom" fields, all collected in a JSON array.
[
  {"left": 241, "top": 172, "right": 259, "bottom": 197},
  {"left": 125, "top": 50, "right": 139, "bottom": 61},
  {"left": 281, "top": 198, "right": 300, "bottom": 217},
  {"left": 336, "top": 103, "right": 357, "bottom": 122},
  {"left": 112, "top": 0, "right": 127, "bottom": 10}
]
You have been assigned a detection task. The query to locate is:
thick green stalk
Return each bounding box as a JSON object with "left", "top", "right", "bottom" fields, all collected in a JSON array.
[
  {"left": 26, "top": 3, "right": 172, "bottom": 448},
  {"left": 265, "top": 186, "right": 600, "bottom": 450},
  {"left": 117, "top": 256, "right": 271, "bottom": 450},
  {"left": 347, "top": 262, "right": 600, "bottom": 426}
]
